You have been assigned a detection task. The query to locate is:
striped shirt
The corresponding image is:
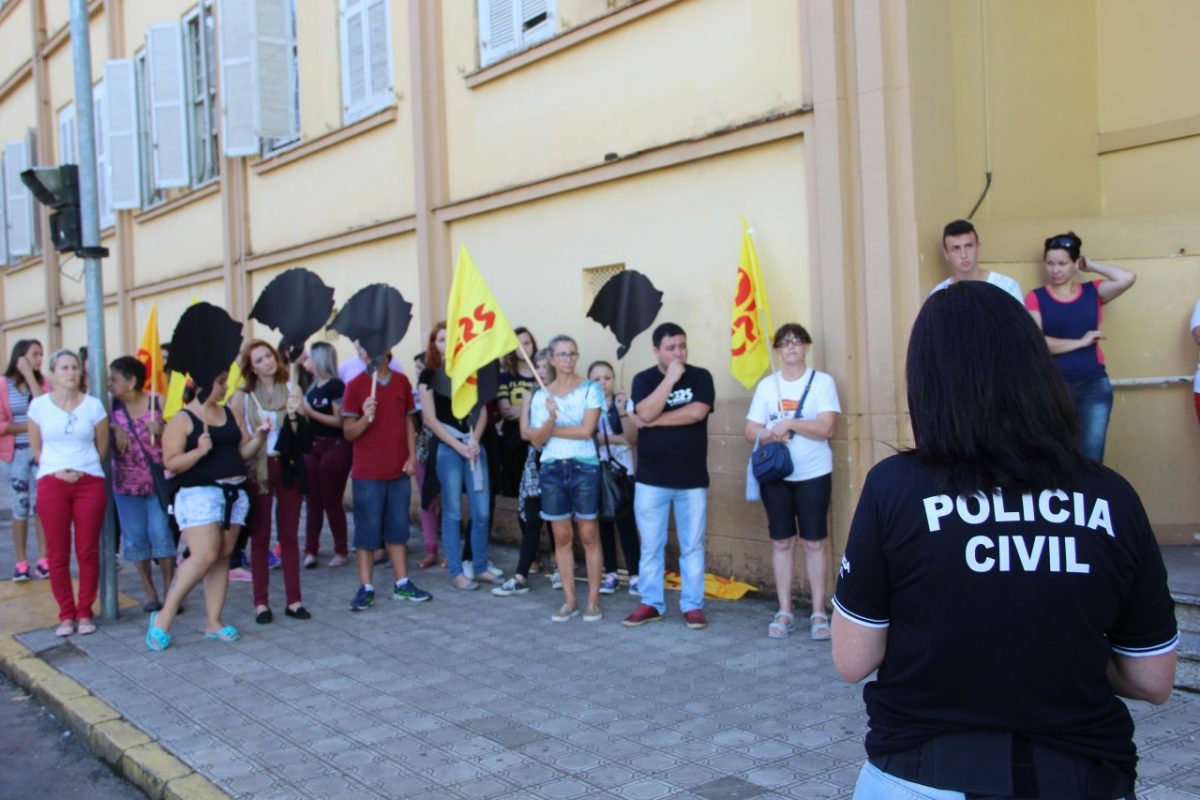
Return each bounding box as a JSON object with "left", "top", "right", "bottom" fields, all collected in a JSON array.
[{"left": 6, "top": 378, "right": 32, "bottom": 446}]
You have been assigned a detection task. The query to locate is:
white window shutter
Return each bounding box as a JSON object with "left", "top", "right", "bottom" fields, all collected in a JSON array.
[
  {"left": 58, "top": 104, "right": 77, "bottom": 164},
  {"left": 0, "top": 158, "right": 9, "bottom": 265},
  {"left": 218, "top": 0, "right": 257, "bottom": 156},
  {"left": 93, "top": 82, "right": 115, "bottom": 228},
  {"left": 479, "top": 0, "right": 521, "bottom": 67},
  {"left": 340, "top": 0, "right": 366, "bottom": 120},
  {"left": 520, "top": 0, "right": 555, "bottom": 47},
  {"left": 254, "top": 0, "right": 297, "bottom": 140},
  {"left": 4, "top": 140, "right": 32, "bottom": 257},
  {"left": 147, "top": 22, "right": 191, "bottom": 188},
  {"left": 105, "top": 60, "right": 141, "bottom": 210},
  {"left": 365, "top": 0, "right": 391, "bottom": 99}
]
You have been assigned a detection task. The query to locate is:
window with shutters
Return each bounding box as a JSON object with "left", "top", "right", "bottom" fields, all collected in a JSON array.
[
  {"left": 135, "top": 50, "right": 167, "bottom": 208},
  {"left": 105, "top": 59, "right": 142, "bottom": 211},
  {"left": 184, "top": 0, "right": 220, "bottom": 186},
  {"left": 339, "top": 0, "right": 393, "bottom": 125},
  {"left": 262, "top": 0, "right": 300, "bottom": 155},
  {"left": 58, "top": 104, "right": 77, "bottom": 164},
  {"left": 93, "top": 81, "right": 116, "bottom": 229},
  {"left": 2, "top": 139, "right": 33, "bottom": 261},
  {"left": 478, "top": 0, "right": 557, "bottom": 68}
]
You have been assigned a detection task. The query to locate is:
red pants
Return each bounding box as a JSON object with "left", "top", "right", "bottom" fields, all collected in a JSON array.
[
  {"left": 36, "top": 474, "right": 105, "bottom": 621},
  {"left": 250, "top": 457, "right": 303, "bottom": 607},
  {"left": 303, "top": 436, "right": 351, "bottom": 557}
]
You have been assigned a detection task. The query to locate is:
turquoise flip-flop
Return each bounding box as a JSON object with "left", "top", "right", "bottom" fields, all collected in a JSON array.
[
  {"left": 146, "top": 612, "right": 171, "bottom": 652},
  {"left": 205, "top": 626, "right": 241, "bottom": 642}
]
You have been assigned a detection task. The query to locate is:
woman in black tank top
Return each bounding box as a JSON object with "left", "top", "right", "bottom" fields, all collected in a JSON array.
[{"left": 145, "top": 371, "right": 269, "bottom": 651}]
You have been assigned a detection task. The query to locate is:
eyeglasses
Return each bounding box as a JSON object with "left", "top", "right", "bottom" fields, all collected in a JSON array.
[
  {"left": 553, "top": 351, "right": 578, "bottom": 359},
  {"left": 776, "top": 337, "right": 807, "bottom": 348},
  {"left": 65, "top": 412, "right": 77, "bottom": 435},
  {"left": 1047, "top": 236, "right": 1076, "bottom": 250}
]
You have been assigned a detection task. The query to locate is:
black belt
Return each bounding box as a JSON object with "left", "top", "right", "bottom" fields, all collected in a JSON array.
[{"left": 868, "top": 732, "right": 1135, "bottom": 799}]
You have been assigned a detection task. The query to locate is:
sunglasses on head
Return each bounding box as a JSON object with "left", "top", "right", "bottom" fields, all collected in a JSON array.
[{"left": 1048, "top": 236, "right": 1077, "bottom": 251}]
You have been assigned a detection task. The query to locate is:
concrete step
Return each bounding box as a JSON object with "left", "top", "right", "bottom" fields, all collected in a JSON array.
[
  {"left": 1177, "top": 630, "right": 1200, "bottom": 693},
  {"left": 1174, "top": 591, "right": 1200, "bottom": 635}
]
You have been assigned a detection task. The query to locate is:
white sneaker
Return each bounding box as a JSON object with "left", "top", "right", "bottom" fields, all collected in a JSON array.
[
  {"left": 550, "top": 571, "right": 562, "bottom": 590},
  {"left": 629, "top": 576, "right": 640, "bottom": 596},
  {"left": 491, "top": 577, "right": 529, "bottom": 597},
  {"left": 487, "top": 561, "right": 503, "bottom": 577},
  {"left": 462, "top": 562, "right": 475, "bottom": 579}
]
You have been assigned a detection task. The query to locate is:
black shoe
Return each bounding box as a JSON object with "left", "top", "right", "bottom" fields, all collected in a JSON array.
[
  {"left": 284, "top": 606, "right": 311, "bottom": 620},
  {"left": 255, "top": 608, "right": 274, "bottom": 624},
  {"left": 142, "top": 600, "right": 163, "bottom": 613}
]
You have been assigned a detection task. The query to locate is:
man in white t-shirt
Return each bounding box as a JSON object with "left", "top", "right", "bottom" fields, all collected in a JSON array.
[
  {"left": 930, "top": 219, "right": 1023, "bottom": 304},
  {"left": 1190, "top": 298, "right": 1200, "bottom": 426}
]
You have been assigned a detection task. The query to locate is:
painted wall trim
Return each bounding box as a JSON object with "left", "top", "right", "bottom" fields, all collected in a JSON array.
[
  {"left": 58, "top": 294, "right": 118, "bottom": 316},
  {"left": 132, "top": 182, "right": 221, "bottom": 225},
  {"left": 0, "top": 0, "right": 23, "bottom": 26},
  {"left": 434, "top": 110, "right": 808, "bottom": 224},
  {"left": 125, "top": 266, "right": 224, "bottom": 300},
  {"left": 0, "top": 61, "right": 32, "bottom": 103},
  {"left": 0, "top": 312, "right": 46, "bottom": 331},
  {"left": 244, "top": 216, "right": 417, "bottom": 273},
  {"left": 464, "top": 0, "right": 683, "bottom": 89},
  {"left": 1098, "top": 114, "right": 1200, "bottom": 155},
  {"left": 251, "top": 107, "right": 398, "bottom": 176},
  {"left": 39, "top": 0, "right": 103, "bottom": 60},
  {"left": 2, "top": 254, "right": 42, "bottom": 276}
]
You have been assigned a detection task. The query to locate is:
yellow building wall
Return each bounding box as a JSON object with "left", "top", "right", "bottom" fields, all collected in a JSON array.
[
  {"left": 1, "top": 322, "right": 51, "bottom": 356},
  {"left": 446, "top": 139, "right": 809, "bottom": 398},
  {"left": 1101, "top": 139, "right": 1200, "bottom": 217},
  {"left": 247, "top": 120, "right": 416, "bottom": 254},
  {"left": 130, "top": 194, "right": 225, "bottom": 285},
  {"left": 2, "top": 266, "right": 47, "bottom": 320},
  {"left": 46, "top": 45, "right": 77, "bottom": 143},
  {"left": 44, "top": 0, "right": 71, "bottom": 38},
  {"left": 293, "top": 0, "right": 341, "bottom": 141},
  {"left": 121, "top": 0, "right": 203, "bottom": 58},
  {"left": 947, "top": 0, "right": 1100, "bottom": 224},
  {"left": 440, "top": 0, "right": 805, "bottom": 199},
  {"left": 133, "top": 280, "right": 227, "bottom": 349},
  {"left": 58, "top": 304, "right": 122, "bottom": 363},
  {"left": 0, "top": 77, "right": 36, "bottom": 143},
  {"left": 58, "top": 232, "right": 120, "bottom": 306},
  {"left": 245, "top": 234, "right": 422, "bottom": 369},
  {"left": 0, "top": 1, "right": 32, "bottom": 83}
]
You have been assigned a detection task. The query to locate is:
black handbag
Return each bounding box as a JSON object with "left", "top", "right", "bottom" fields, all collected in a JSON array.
[
  {"left": 114, "top": 398, "right": 177, "bottom": 518},
  {"left": 593, "top": 419, "right": 634, "bottom": 522},
  {"left": 750, "top": 370, "right": 816, "bottom": 485}
]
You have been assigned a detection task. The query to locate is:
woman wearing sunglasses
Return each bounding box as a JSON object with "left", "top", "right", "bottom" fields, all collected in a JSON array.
[
  {"left": 26, "top": 349, "right": 109, "bottom": 636},
  {"left": 1025, "top": 232, "right": 1135, "bottom": 462}
]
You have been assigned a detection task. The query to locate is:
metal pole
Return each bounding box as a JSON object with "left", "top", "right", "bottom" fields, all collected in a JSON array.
[{"left": 69, "top": 0, "right": 118, "bottom": 620}]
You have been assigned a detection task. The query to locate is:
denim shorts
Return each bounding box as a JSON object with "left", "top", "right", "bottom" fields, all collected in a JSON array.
[
  {"left": 538, "top": 458, "right": 600, "bottom": 522},
  {"left": 8, "top": 444, "right": 38, "bottom": 520},
  {"left": 114, "top": 493, "right": 176, "bottom": 561},
  {"left": 174, "top": 485, "right": 250, "bottom": 530},
  {"left": 352, "top": 477, "right": 411, "bottom": 550}
]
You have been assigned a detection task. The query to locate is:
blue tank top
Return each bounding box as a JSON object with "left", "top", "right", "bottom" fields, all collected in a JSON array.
[{"left": 1033, "top": 281, "right": 1106, "bottom": 382}]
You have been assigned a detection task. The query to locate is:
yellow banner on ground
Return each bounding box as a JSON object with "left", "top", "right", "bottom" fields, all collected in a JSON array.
[
  {"left": 136, "top": 305, "right": 167, "bottom": 396},
  {"left": 729, "top": 217, "right": 775, "bottom": 390},
  {"left": 444, "top": 246, "right": 520, "bottom": 419},
  {"left": 664, "top": 571, "right": 759, "bottom": 600}
]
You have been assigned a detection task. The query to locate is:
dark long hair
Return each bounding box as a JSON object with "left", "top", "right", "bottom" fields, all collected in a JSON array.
[
  {"left": 502, "top": 327, "right": 537, "bottom": 374},
  {"left": 906, "top": 281, "right": 1088, "bottom": 495},
  {"left": 424, "top": 321, "right": 447, "bottom": 373},
  {"left": 3, "top": 339, "right": 44, "bottom": 389}
]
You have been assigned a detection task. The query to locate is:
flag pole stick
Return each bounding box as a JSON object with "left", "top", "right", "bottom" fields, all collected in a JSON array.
[{"left": 517, "top": 346, "right": 548, "bottom": 393}]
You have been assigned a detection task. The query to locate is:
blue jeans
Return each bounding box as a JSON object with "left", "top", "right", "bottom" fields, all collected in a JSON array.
[
  {"left": 351, "top": 477, "right": 411, "bottom": 550},
  {"left": 853, "top": 763, "right": 965, "bottom": 799},
  {"left": 114, "top": 493, "right": 175, "bottom": 562},
  {"left": 538, "top": 459, "right": 600, "bottom": 521},
  {"left": 1068, "top": 376, "right": 1113, "bottom": 462},
  {"left": 436, "top": 442, "right": 490, "bottom": 578},
  {"left": 634, "top": 483, "right": 707, "bottom": 614}
]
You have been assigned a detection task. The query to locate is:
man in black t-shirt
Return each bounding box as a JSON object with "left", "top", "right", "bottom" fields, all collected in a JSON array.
[{"left": 622, "top": 323, "right": 715, "bottom": 630}]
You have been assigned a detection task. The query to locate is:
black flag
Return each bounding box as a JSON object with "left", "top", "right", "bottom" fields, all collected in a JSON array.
[
  {"left": 249, "top": 268, "right": 335, "bottom": 359},
  {"left": 327, "top": 284, "right": 413, "bottom": 360},
  {"left": 587, "top": 270, "right": 664, "bottom": 359},
  {"left": 165, "top": 303, "right": 243, "bottom": 395}
]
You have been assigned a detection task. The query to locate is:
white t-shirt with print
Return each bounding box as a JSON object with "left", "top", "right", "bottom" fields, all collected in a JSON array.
[
  {"left": 746, "top": 369, "right": 840, "bottom": 481},
  {"left": 1191, "top": 298, "right": 1200, "bottom": 392},
  {"left": 930, "top": 271, "right": 1023, "bottom": 304},
  {"left": 529, "top": 380, "right": 604, "bottom": 462},
  {"left": 28, "top": 394, "right": 107, "bottom": 478}
]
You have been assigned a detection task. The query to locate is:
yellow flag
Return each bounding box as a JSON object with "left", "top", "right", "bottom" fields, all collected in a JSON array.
[
  {"left": 136, "top": 305, "right": 167, "bottom": 396},
  {"left": 444, "top": 246, "right": 520, "bottom": 419},
  {"left": 163, "top": 370, "right": 189, "bottom": 419},
  {"left": 730, "top": 217, "right": 775, "bottom": 390}
]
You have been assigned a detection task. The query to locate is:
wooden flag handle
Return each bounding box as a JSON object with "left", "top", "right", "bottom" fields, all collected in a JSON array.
[
  {"left": 517, "top": 347, "right": 548, "bottom": 393},
  {"left": 368, "top": 371, "right": 378, "bottom": 422}
]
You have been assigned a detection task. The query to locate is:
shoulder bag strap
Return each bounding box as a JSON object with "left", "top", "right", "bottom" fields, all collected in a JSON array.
[{"left": 793, "top": 370, "right": 817, "bottom": 419}]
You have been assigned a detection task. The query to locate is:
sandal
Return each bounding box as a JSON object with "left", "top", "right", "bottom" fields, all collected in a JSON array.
[
  {"left": 418, "top": 553, "right": 438, "bottom": 569},
  {"left": 55, "top": 621, "right": 75, "bottom": 637},
  {"left": 810, "top": 613, "right": 831, "bottom": 641},
  {"left": 768, "top": 611, "right": 795, "bottom": 639},
  {"left": 452, "top": 575, "right": 479, "bottom": 591},
  {"left": 76, "top": 618, "right": 97, "bottom": 635},
  {"left": 205, "top": 625, "right": 241, "bottom": 642},
  {"left": 146, "top": 612, "right": 171, "bottom": 652}
]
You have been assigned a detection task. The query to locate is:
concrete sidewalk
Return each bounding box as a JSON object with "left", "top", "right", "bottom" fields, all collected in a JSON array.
[{"left": 2, "top": 493, "right": 1199, "bottom": 799}]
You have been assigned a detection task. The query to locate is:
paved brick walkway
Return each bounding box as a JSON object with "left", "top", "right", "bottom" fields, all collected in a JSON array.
[{"left": 3, "top": 480, "right": 1199, "bottom": 799}]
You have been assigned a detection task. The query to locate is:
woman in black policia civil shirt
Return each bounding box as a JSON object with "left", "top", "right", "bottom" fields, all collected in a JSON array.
[{"left": 832, "top": 282, "right": 1176, "bottom": 799}]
